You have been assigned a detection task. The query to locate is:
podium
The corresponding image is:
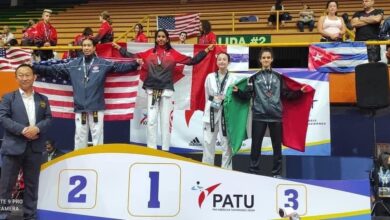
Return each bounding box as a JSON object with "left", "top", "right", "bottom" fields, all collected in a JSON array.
[{"left": 37, "top": 144, "right": 370, "bottom": 220}]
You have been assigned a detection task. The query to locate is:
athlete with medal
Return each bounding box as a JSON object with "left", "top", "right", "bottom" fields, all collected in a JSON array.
[
  {"left": 112, "top": 29, "right": 214, "bottom": 151},
  {"left": 233, "top": 47, "right": 308, "bottom": 177},
  {"left": 202, "top": 52, "right": 238, "bottom": 169}
]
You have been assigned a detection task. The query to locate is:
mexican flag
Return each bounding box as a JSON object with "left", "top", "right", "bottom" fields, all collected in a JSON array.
[{"left": 224, "top": 75, "right": 315, "bottom": 154}]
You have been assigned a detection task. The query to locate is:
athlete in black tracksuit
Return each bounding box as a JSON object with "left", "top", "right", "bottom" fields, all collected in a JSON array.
[{"left": 233, "top": 48, "right": 305, "bottom": 177}]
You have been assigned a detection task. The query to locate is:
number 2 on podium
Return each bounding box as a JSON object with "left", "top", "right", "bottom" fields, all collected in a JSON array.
[{"left": 68, "top": 175, "right": 87, "bottom": 203}]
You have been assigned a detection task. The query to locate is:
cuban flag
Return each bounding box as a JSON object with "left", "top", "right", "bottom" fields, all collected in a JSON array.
[{"left": 308, "top": 42, "right": 368, "bottom": 73}]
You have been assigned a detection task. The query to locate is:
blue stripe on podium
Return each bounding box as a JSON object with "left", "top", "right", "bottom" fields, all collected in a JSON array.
[{"left": 38, "top": 209, "right": 121, "bottom": 220}]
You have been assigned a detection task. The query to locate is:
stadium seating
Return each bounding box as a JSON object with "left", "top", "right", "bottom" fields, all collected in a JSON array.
[{"left": 0, "top": 0, "right": 389, "bottom": 45}]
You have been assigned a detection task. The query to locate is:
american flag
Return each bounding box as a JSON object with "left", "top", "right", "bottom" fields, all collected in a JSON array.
[
  {"left": 0, "top": 47, "right": 32, "bottom": 71},
  {"left": 32, "top": 58, "right": 140, "bottom": 121},
  {"left": 157, "top": 13, "right": 200, "bottom": 39}
]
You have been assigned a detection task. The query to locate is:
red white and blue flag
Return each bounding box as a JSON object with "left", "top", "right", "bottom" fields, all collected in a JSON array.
[
  {"left": 308, "top": 42, "right": 368, "bottom": 73},
  {"left": 32, "top": 45, "right": 140, "bottom": 121},
  {"left": 0, "top": 47, "right": 32, "bottom": 72},
  {"left": 157, "top": 13, "right": 200, "bottom": 39}
]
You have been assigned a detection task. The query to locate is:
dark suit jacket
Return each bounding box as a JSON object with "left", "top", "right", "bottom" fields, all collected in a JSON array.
[
  {"left": 0, "top": 90, "right": 52, "bottom": 155},
  {"left": 42, "top": 149, "right": 65, "bottom": 163}
]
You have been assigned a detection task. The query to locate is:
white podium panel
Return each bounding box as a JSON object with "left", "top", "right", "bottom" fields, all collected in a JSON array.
[{"left": 37, "top": 144, "right": 370, "bottom": 220}]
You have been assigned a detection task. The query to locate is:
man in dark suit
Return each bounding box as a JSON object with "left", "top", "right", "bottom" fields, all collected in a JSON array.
[
  {"left": 0, "top": 64, "right": 52, "bottom": 220},
  {"left": 42, "top": 139, "right": 64, "bottom": 163}
]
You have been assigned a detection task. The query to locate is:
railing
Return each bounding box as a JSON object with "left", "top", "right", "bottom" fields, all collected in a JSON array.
[
  {"left": 115, "top": 15, "right": 150, "bottom": 42},
  {"left": 5, "top": 40, "right": 389, "bottom": 53},
  {"left": 344, "top": 28, "right": 356, "bottom": 41},
  {"left": 114, "top": 9, "right": 332, "bottom": 42}
]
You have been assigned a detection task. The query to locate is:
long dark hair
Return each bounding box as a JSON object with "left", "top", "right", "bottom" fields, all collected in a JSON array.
[
  {"left": 134, "top": 23, "right": 144, "bottom": 33},
  {"left": 153, "top": 29, "right": 172, "bottom": 52},
  {"left": 258, "top": 47, "right": 274, "bottom": 67},
  {"left": 82, "top": 27, "right": 93, "bottom": 36},
  {"left": 200, "top": 20, "right": 212, "bottom": 35},
  {"left": 259, "top": 47, "right": 274, "bottom": 59},
  {"left": 326, "top": 0, "right": 338, "bottom": 15},
  {"left": 326, "top": 0, "right": 338, "bottom": 8},
  {"left": 217, "top": 52, "right": 231, "bottom": 63}
]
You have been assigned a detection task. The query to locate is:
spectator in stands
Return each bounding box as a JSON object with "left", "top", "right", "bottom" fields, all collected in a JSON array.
[
  {"left": 22, "top": 19, "right": 35, "bottom": 34},
  {"left": 351, "top": 0, "right": 384, "bottom": 62},
  {"left": 73, "top": 27, "right": 94, "bottom": 57},
  {"left": 317, "top": 1, "right": 346, "bottom": 42},
  {"left": 42, "top": 139, "right": 64, "bottom": 162},
  {"left": 386, "top": 45, "right": 390, "bottom": 64},
  {"left": 341, "top": 13, "right": 354, "bottom": 41},
  {"left": 1, "top": 25, "right": 16, "bottom": 46},
  {"left": 75, "top": 27, "right": 94, "bottom": 46},
  {"left": 94, "top": 11, "right": 114, "bottom": 44},
  {"left": 199, "top": 20, "right": 216, "bottom": 44},
  {"left": 341, "top": 13, "right": 354, "bottom": 31},
  {"left": 268, "top": 0, "right": 288, "bottom": 27},
  {"left": 239, "top": 15, "right": 259, "bottom": 23},
  {"left": 21, "top": 19, "right": 37, "bottom": 46},
  {"left": 35, "top": 9, "right": 58, "bottom": 61},
  {"left": 379, "top": 16, "right": 390, "bottom": 40},
  {"left": 134, "top": 23, "right": 148, "bottom": 43},
  {"left": 61, "top": 41, "right": 76, "bottom": 59},
  {"left": 232, "top": 47, "right": 309, "bottom": 178},
  {"left": 33, "top": 38, "right": 142, "bottom": 150},
  {"left": 112, "top": 29, "right": 214, "bottom": 151},
  {"left": 202, "top": 52, "right": 237, "bottom": 170},
  {"left": 7, "top": 39, "right": 18, "bottom": 46},
  {"left": 179, "top": 31, "right": 187, "bottom": 44},
  {"left": 297, "top": 4, "right": 315, "bottom": 32}
]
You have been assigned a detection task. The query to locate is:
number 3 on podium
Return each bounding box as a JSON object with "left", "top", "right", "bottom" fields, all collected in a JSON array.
[
  {"left": 57, "top": 169, "right": 98, "bottom": 209},
  {"left": 276, "top": 184, "right": 307, "bottom": 216}
]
